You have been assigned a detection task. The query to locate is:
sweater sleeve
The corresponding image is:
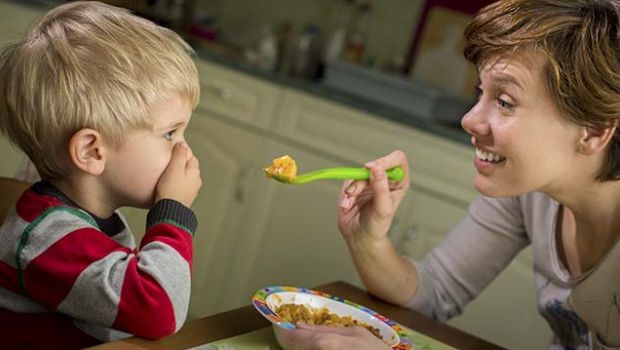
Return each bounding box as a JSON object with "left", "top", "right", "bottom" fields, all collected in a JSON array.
[
  {"left": 404, "top": 195, "right": 530, "bottom": 321},
  {"left": 16, "top": 199, "right": 197, "bottom": 339}
]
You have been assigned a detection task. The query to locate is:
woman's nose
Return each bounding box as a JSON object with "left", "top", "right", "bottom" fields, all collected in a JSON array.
[{"left": 461, "top": 102, "right": 490, "bottom": 136}]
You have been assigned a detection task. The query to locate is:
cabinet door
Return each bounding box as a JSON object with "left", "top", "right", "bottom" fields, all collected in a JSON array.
[
  {"left": 184, "top": 110, "right": 272, "bottom": 318},
  {"left": 221, "top": 141, "right": 363, "bottom": 310},
  {"left": 195, "top": 59, "right": 281, "bottom": 129}
]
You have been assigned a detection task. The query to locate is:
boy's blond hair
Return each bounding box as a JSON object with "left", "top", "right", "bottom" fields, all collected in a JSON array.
[{"left": 0, "top": 1, "right": 199, "bottom": 180}]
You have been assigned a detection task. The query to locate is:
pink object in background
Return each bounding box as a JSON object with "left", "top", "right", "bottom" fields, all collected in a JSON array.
[
  {"left": 404, "top": 0, "right": 496, "bottom": 75},
  {"left": 189, "top": 23, "right": 218, "bottom": 42}
]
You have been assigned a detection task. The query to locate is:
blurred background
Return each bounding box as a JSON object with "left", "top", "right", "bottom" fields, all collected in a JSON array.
[{"left": 100, "top": 0, "right": 493, "bottom": 101}]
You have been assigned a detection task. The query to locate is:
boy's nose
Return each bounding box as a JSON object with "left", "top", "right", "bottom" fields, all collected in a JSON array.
[{"left": 461, "top": 102, "right": 490, "bottom": 137}]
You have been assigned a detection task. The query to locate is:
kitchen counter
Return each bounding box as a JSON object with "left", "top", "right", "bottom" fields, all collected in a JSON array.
[{"left": 194, "top": 46, "right": 472, "bottom": 146}]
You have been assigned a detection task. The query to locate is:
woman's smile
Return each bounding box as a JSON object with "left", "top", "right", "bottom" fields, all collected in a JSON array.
[{"left": 474, "top": 147, "right": 506, "bottom": 171}]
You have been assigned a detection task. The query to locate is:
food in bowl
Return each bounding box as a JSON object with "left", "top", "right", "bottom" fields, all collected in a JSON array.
[
  {"left": 276, "top": 303, "right": 383, "bottom": 340},
  {"left": 252, "top": 286, "right": 412, "bottom": 349}
]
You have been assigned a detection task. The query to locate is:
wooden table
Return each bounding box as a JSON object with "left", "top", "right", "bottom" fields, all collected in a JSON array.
[{"left": 86, "top": 281, "right": 506, "bottom": 350}]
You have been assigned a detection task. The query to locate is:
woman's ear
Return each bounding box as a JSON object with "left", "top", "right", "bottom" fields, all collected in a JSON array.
[
  {"left": 578, "top": 124, "right": 617, "bottom": 155},
  {"left": 67, "top": 128, "right": 106, "bottom": 175}
]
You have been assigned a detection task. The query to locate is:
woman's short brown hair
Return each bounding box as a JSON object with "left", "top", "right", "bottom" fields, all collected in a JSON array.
[{"left": 464, "top": 0, "right": 620, "bottom": 181}]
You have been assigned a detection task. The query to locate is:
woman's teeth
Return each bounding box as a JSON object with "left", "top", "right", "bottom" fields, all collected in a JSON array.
[{"left": 476, "top": 148, "right": 506, "bottom": 163}]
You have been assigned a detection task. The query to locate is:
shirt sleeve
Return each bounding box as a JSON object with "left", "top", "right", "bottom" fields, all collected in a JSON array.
[
  {"left": 404, "top": 195, "right": 530, "bottom": 321},
  {"left": 18, "top": 199, "right": 196, "bottom": 339}
]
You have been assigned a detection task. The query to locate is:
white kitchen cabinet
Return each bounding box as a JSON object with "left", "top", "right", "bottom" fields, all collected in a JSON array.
[{"left": 195, "top": 59, "right": 282, "bottom": 128}]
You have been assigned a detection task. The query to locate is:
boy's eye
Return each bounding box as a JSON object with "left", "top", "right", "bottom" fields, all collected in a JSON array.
[{"left": 164, "top": 130, "right": 175, "bottom": 141}]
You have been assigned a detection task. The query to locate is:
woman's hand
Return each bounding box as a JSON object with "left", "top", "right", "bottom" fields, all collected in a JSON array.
[
  {"left": 338, "top": 150, "right": 410, "bottom": 245},
  {"left": 276, "top": 324, "right": 391, "bottom": 350}
]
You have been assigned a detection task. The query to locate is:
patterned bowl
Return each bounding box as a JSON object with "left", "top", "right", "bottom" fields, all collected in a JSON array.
[{"left": 252, "top": 286, "right": 413, "bottom": 350}]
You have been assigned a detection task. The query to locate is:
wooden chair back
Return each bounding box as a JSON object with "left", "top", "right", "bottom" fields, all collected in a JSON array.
[{"left": 0, "top": 177, "right": 30, "bottom": 225}]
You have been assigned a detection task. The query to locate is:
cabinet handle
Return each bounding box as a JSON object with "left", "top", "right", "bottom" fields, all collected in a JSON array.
[
  {"left": 234, "top": 164, "right": 253, "bottom": 202},
  {"left": 203, "top": 83, "right": 232, "bottom": 99}
]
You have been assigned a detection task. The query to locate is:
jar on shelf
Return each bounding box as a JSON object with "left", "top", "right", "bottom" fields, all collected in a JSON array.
[{"left": 343, "top": 1, "right": 372, "bottom": 64}]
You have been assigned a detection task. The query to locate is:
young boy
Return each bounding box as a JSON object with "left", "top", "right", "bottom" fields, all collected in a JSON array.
[{"left": 0, "top": 2, "right": 202, "bottom": 349}]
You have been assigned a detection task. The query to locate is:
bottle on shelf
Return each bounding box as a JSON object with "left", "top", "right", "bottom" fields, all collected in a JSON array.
[
  {"left": 256, "top": 25, "right": 278, "bottom": 71},
  {"left": 343, "top": 1, "right": 372, "bottom": 64},
  {"left": 290, "top": 24, "right": 324, "bottom": 80},
  {"left": 323, "top": 0, "right": 354, "bottom": 63}
]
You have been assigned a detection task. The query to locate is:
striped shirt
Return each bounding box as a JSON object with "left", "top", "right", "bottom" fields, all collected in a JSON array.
[{"left": 0, "top": 182, "right": 197, "bottom": 349}]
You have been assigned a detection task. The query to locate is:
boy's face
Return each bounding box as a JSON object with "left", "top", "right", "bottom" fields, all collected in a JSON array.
[{"left": 103, "top": 94, "right": 193, "bottom": 209}]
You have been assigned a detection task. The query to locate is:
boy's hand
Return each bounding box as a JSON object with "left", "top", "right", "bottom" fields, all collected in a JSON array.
[{"left": 155, "top": 142, "right": 202, "bottom": 208}]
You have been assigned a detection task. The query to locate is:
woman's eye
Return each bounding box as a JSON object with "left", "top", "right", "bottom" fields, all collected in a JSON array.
[{"left": 497, "top": 98, "right": 514, "bottom": 109}]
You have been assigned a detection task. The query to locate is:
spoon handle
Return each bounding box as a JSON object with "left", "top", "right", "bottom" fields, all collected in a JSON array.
[{"left": 291, "top": 166, "right": 404, "bottom": 184}]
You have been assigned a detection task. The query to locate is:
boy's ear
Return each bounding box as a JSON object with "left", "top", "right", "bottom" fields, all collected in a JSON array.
[
  {"left": 578, "top": 124, "right": 616, "bottom": 155},
  {"left": 67, "top": 128, "right": 106, "bottom": 175}
]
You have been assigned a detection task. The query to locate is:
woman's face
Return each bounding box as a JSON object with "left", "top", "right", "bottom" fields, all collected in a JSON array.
[{"left": 461, "top": 53, "right": 584, "bottom": 197}]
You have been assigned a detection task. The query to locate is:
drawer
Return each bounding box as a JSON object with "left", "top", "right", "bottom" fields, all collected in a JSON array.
[
  {"left": 275, "top": 89, "right": 477, "bottom": 205},
  {"left": 195, "top": 59, "right": 282, "bottom": 129}
]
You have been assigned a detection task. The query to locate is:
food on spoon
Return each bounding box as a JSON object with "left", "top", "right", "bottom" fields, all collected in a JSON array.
[
  {"left": 264, "top": 155, "right": 297, "bottom": 181},
  {"left": 276, "top": 303, "right": 383, "bottom": 342}
]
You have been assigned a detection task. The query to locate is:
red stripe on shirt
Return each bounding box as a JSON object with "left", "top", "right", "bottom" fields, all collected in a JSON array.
[
  {"left": 24, "top": 228, "right": 130, "bottom": 308},
  {"left": 0, "top": 308, "right": 101, "bottom": 350},
  {"left": 15, "top": 189, "right": 63, "bottom": 222},
  {"left": 113, "top": 258, "right": 176, "bottom": 339},
  {"left": 141, "top": 222, "right": 193, "bottom": 266},
  {"left": 0, "top": 259, "right": 19, "bottom": 294}
]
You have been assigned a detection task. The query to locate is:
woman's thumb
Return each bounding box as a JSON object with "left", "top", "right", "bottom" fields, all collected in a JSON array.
[{"left": 368, "top": 164, "right": 392, "bottom": 218}]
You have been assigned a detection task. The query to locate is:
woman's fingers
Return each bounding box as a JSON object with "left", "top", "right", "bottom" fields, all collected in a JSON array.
[
  {"left": 366, "top": 163, "right": 393, "bottom": 220},
  {"left": 277, "top": 324, "right": 390, "bottom": 350}
]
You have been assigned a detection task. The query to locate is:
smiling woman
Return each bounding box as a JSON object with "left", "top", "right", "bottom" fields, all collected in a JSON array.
[{"left": 280, "top": 1, "right": 620, "bottom": 349}]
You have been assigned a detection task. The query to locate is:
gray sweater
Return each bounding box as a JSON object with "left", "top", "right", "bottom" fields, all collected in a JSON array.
[{"left": 406, "top": 192, "right": 619, "bottom": 349}]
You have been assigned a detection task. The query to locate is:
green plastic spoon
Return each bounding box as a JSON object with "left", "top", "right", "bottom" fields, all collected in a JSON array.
[{"left": 267, "top": 166, "right": 405, "bottom": 185}]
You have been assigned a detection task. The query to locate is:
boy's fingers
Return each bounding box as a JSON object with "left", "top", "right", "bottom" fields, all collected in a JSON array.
[
  {"left": 183, "top": 142, "right": 194, "bottom": 161},
  {"left": 187, "top": 156, "right": 200, "bottom": 171},
  {"left": 168, "top": 142, "right": 189, "bottom": 167}
]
